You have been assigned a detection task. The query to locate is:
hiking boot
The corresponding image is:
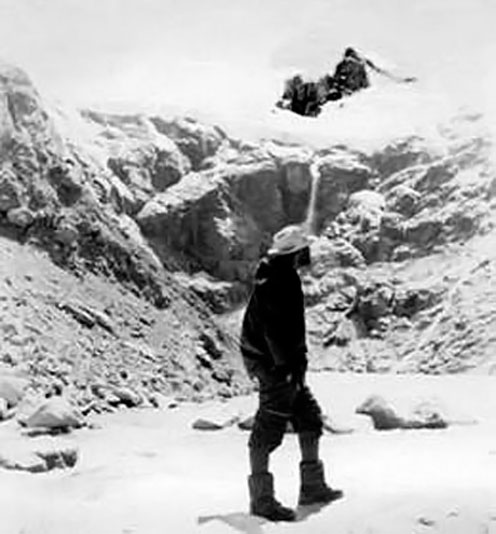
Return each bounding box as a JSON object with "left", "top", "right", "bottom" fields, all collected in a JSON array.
[
  {"left": 298, "top": 460, "right": 343, "bottom": 506},
  {"left": 248, "top": 473, "right": 296, "bottom": 522}
]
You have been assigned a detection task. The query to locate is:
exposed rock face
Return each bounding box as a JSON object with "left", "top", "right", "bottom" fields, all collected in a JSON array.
[
  {"left": 0, "top": 62, "right": 251, "bottom": 408},
  {"left": 80, "top": 111, "right": 192, "bottom": 213},
  {"left": 150, "top": 116, "right": 227, "bottom": 170},
  {"left": 311, "top": 150, "right": 374, "bottom": 231},
  {"left": 2, "top": 58, "right": 496, "bottom": 407},
  {"left": 137, "top": 143, "right": 315, "bottom": 283}
]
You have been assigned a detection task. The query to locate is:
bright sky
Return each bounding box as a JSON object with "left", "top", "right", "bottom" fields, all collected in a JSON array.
[{"left": 1, "top": 0, "right": 495, "bottom": 120}]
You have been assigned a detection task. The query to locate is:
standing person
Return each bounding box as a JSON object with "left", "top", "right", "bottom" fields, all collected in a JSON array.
[{"left": 240, "top": 225, "right": 343, "bottom": 522}]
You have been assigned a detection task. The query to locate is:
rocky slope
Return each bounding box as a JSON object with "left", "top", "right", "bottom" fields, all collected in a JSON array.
[
  {"left": 1, "top": 60, "right": 496, "bottom": 417},
  {"left": 0, "top": 62, "right": 250, "bottom": 413}
]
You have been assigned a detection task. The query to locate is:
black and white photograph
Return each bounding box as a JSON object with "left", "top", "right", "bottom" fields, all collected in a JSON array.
[{"left": 1, "top": 1, "right": 496, "bottom": 532}]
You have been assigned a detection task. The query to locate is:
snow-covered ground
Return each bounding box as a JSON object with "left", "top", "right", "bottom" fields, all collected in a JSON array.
[
  {"left": 2, "top": 372, "right": 496, "bottom": 534},
  {"left": 202, "top": 80, "right": 471, "bottom": 151}
]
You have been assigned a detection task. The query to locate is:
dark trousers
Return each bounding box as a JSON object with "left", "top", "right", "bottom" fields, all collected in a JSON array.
[{"left": 249, "top": 374, "right": 323, "bottom": 453}]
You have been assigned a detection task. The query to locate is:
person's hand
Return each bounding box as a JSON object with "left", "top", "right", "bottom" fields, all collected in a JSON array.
[
  {"left": 272, "top": 365, "right": 293, "bottom": 383},
  {"left": 291, "top": 358, "right": 308, "bottom": 390}
]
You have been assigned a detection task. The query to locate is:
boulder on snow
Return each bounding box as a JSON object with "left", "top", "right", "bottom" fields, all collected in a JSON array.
[
  {"left": 0, "top": 449, "right": 47, "bottom": 473},
  {"left": 20, "top": 397, "right": 85, "bottom": 430},
  {"left": 192, "top": 406, "right": 240, "bottom": 430},
  {"left": 356, "top": 394, "right": 448, "bottom": 430},
  {"left": 35, "top": 444, "right": 79, "bottom": 470},
  {"left": 110, "top": 386, "right": 142, "bottom": 408},
  {"left": 0, "top": 442, "right": 79, "bottom": 473},
  {"left": 0, "top": 376, "right": 28, "bottom": 407}
]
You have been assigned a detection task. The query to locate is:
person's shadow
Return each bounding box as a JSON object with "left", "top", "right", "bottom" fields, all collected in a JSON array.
[
  {"left": 197, "top": 512, "right": 266, "bottom": 534},
  {"left": 197, "top": 501, "right": 336, "bottom": 533}
]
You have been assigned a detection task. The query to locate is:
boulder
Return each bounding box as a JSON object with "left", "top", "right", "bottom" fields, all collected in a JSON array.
[
  {"left": 0, "top": 449, "right": 47, "bottom": 473},
  {"left": 0, "top": 376, "right": 28, "bottom": 407},
  {"left": 6, "top": 206, "right": 35, "bottom": 229},
  {"left": 192, "top": 406, "right": 240, "bottom": 430},
  {"left": 0, "top": 442, "right": 79, "bottom": 473},
  {"left": 0, "top": 169, "right": 22, "bottom": 211},
  {"left": 356, "top": 394, "right": 448, "bottom": 430},
  {"left": 386, "top": 184, "right": 420, "bottom": 217},
  {"left": 35, "top": 444, "right": 79, "bottom": 470},
  {"left": 60, "top": 301, "right": 115, "bottom": 333},
  {"left": 356, "top": 395, "right": 405, "bottom": 430},
  {"left": 21, "top": 397, "right": 84, "bottom": 430},
  {"left": 110, "top": 386, "right": 142, "bottom": 408}
]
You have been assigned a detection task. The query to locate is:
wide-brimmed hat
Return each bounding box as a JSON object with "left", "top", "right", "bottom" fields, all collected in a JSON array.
[{"left": 267, "top": 225, "right": 310, "bottom": 257}]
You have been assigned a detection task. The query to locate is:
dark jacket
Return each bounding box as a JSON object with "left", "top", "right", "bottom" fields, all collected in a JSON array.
[{"left": 240, "top": 256, "right": 307, "bottom": 378}]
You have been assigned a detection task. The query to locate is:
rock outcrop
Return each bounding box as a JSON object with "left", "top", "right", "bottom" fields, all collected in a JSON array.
[
  {"left": 355, "top": 393, "right": 478, "bottom": 430},
  {"left": 2, "top": 58, "right": 496, "bottom": 411},
  {"left": 0, "top": 62, "right": 252, "bottom": 410}
]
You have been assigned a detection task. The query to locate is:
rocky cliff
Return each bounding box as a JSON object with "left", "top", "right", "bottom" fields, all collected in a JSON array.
[
  {"left": 0, "top": 62, "right": 251, "bottom": 410},
  {"left": 1, "top": 61, "right": 496, "bottom": 413}
]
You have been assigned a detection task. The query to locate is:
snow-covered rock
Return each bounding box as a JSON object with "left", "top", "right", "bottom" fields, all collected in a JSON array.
[
  {"left": 356, "top": 394, "right": 449, "bottom": 430},
  {"left": 192, "top": 404, "right": 240, "bottom": 430},
  {"left": 0, "top": 376, "right": 28, "bottom": 408},
  {"left": 0, "top": 440, "right": 79, "bottom": 473},
  {"left": 20, "top": 397, "right": 84, "bottom": 430}
]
